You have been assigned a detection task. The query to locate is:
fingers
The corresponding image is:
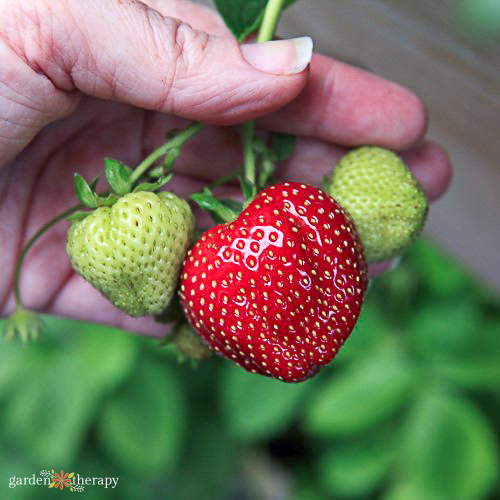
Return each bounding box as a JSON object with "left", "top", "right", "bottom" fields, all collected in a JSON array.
[
  {"left": 5, "top": 0, "right": 312, "bottom": 125},
  {"left": 260, "top": 53, "right": 428, "bottom": 150}
]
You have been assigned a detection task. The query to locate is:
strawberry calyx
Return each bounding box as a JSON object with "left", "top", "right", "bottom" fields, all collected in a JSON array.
[{"left": 3, "top": 305, "right": 44, "bottom": 342}]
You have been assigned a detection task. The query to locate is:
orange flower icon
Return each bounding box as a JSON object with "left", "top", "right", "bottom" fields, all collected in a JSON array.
[{"left": 49, "top": 470, "right": 75, "bottom": 490}]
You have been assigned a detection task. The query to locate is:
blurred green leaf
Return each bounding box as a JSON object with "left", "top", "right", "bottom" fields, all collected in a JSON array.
[
  {"left": 335, "top": 300, "right": 389, "bottom": 364},
  {"left": 434, "top": 321, "right": 500, "bottom": 388},
  {"left": 403, "top": 389, "right": 499, "bottom": 500},
  {"left": 0, "top": 337, "right": 37, "bottom": 398},
  {"left": 304, "top": 345, "right": 415, "bottom": 436},
  {"left": 97, "top": 360, "right": 185, "bottom": 475},
  {"left": 74, "top": 323, "right": 138, "bottom": 391},
  {"left": 220, "top": 364, "right": 312, "bottom": 440},
  {"left": 168, "top": 416, "right": 237, "bottom": 500},
  {"left": 409, "top": 298, "right": 481, "bottom": 359},
  {"left": 318, "top": 431, "right": 395, "bottom": 498},
  {"left": 382, "top": 480, "right": 440, "bottom": 500},
  {"left": 1, "top": 325, "right": 137, "bottom": 465},
  {"left": 410, "top": 240, "right": 470, "bottom": 297}
]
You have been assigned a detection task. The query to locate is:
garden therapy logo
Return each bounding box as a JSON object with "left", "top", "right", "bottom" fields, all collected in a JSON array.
[
  {"left": 41, "top": 470, "right": 83, "bottom": 492},
  {"left": 8, "top": 470, "right": 118, "bottom": 491}
]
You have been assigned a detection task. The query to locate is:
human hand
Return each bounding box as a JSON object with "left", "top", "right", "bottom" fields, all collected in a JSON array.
[{"left": 0, "top": 0, "right": 451, "bottom": 336}]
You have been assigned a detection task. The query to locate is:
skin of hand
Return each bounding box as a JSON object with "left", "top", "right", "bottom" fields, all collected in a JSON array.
[{"left": 0, "top": 0, "right": 452, "bottom": 336}]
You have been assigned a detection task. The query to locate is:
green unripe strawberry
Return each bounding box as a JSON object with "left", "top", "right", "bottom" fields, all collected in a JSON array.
[
  {"left": 67, "top": 191, "right": 194, "bottom": 317},
  {"left": 327, "top": 146, "right": 428, "bottom": 263}
]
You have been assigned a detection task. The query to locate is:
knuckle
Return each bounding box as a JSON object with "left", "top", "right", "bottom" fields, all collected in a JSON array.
[{"left": 142, "top": 9, "right": 210, "bottom": 110}]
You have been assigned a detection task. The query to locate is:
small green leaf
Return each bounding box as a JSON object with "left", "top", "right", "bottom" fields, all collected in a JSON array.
[
  {"left": 191, "top": 191, "right": 239, "bottom": 224},
  {"left": 133, "top": 174, "right": 173, "bottom": 193},
  {"left": 74, "top": 173, "right": 98, "bottom": 208},
  {"left": 214, "top": 0, "right": 298, "bottom": 41},
  {"left": 105, "top": 158, "right": 132, "bottom": 195},
  {"left": 304, "top": 345, "right": 415, "bottom": 436},
  {"left": 220, "top": 363, "right": 313, "bottom": 440},
  {"left": 403, "top": 389, "right": 499, "bottom": 500},
  {"left": 270, "top": 132, "right": 296, "bottom": 163}
]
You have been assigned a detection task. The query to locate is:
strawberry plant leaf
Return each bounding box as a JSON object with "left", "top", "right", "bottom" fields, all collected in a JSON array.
[
  {"left": 214, "top": 0, "right": 298, "bottom": 41},
  {"left": 318, "top": 430, "right": 396, "bottom": 498},
  {"left": 403, "top": 389, "right": 499, "bottom": 500},
  {"left": 104, "top": 158, "right": 132, "bottom": 195},
  {"left": 220, "top": 363, "right": 313, "bottom": 440},
  {"left": 97, "top": 360, "right": 186, "bottom": 475},
  {"left": 270, "top": 132, "right": 296, "bottom": 163},
  {"left": 304, "top": 345, "right": 416, "bottom": 436},
  {"left": 74, "top": 173, "right": 98, "bottom": 208},
  {"left": 191, "top": 192, "right": 240, "bottom": 223}
]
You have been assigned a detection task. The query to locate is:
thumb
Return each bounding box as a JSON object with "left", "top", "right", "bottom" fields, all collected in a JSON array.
[{"left": 26, "top": 0, "right": 313, "bottom": 124}]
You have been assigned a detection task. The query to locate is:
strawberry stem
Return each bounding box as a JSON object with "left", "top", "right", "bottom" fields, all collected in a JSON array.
[
  {"left": 242, "top": 121, "right": 256, "bottom": 186},
  {"left": 242, "top": 0, "right": 286, "bottom": 196},
  {"left": 128, "top": 122, "right": 203, "bottom": 186},
  {"left": 257, "top": 0, "right": 286, "bottom": 43},
  {"left": 13, "top": 204, "right": 83, "bottom": 305}
]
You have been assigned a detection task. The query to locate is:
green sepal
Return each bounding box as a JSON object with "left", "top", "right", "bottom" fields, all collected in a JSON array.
[
  {"left": 258, "top": 155, "right": 275, "bottom": 190},
  {"left": 66, "top": 210, "right": 93, "bottom": 222},
  {"left": 161, "top": 323, "right": 213, "bottom": 363},
  {"left": 191, "top": 190, "right": 240, "bottom": 224},
  {"left": 89, "top": 174, "right": 101, "bottom": 191},
  {"left": 239, "top": 176, "right": 257, "bottom": 203},
  {"left": 74, "top": 173, "right": 98, "bottom": 208},
  {"left": 95, "top": 193, "right": 120, "bottom": 207},
  {"left": 321, "top": 173, "right": 331, "bottom": 192},
  {"left": 3, "top": 306, "right": 44, "bottom": 342},
  {"left": 148, "top": 166, "right": 165, "bottom": 178},
  {"left": 105, "top": 158, "right": 133, "bottom": 195},
  {"left": 163, "top": 148, "right": 180, "bottom": 170},
  {"left": 133, "top": 174, "right": 173, "bottom": 193},
  {"left": 220, "top": 198, "right": 244, "bottom": 213}
]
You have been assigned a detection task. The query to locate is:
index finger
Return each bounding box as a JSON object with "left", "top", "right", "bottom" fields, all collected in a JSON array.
[{"left": 260, "top": 53, "right": 428, "bottom": 151}]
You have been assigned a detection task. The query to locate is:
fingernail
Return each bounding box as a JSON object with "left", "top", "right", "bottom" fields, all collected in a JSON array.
[{"left": 241, "top": 36, "right": 313, "bottom": 75}]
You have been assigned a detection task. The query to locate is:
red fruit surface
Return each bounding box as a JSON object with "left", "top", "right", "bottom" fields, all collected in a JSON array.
[{"left": 179, "top": 182, "right": 367, "bottom": 382}]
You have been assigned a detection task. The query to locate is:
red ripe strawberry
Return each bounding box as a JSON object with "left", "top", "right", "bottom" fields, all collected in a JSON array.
[{"left": 179, "top": 182, "right": 367, "bottom": 382}]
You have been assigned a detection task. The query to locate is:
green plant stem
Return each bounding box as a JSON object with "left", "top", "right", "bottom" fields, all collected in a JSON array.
[
  {"left": 242, "top": 122, "right": 256, "bottom": 185},
  {"left": 128, "top": 122, "right": 204, "bottom": 186},
  {"left": 13, "top": 204, "right": 82, "bottom": 304},
  {"left": 257, "top": 0, "right": 286, "bottom": 43},
  {"left": 242, "top": 0, "right": 286, "bottom": 190}
]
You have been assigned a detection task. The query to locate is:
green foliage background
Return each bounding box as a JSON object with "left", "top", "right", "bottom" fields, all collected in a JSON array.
[{"left": 1, "top": 239, "right": 499, "bottom": 499}]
